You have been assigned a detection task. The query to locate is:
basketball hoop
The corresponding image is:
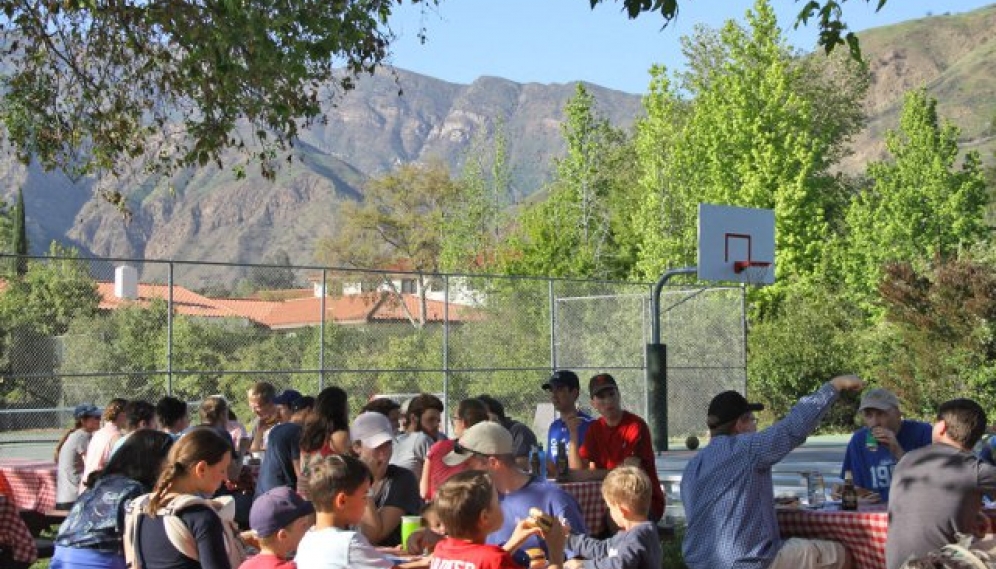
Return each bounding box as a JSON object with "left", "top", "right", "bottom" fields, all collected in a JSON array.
[{"left": 733, "top": 260, "right": 773, "bottom": 286}]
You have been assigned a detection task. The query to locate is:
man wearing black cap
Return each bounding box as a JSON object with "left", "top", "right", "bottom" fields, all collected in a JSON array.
[
  {"left": 570, "top": 373, "right": 666, "bottom": 522},
  {"left": 681, "top": 375, "right": 863, "bottom": 569},
  {"left": 543, "top": 370, "right": 592, "bottom": 476}
]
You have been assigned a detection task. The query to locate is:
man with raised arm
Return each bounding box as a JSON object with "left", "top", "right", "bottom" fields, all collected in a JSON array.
[{"left": 681, "top": 375, "right": 864, "bottom": 569}]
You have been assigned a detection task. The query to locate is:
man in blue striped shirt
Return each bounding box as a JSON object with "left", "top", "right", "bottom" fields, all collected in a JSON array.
[{"left": 681, "top": 375, "right": 864, "bottom": 569}]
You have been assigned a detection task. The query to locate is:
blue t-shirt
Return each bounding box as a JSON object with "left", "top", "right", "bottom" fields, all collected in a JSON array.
[
  {"left": 256, "top": 422, "right": 302, "bottom": 497},
  {"left": 547, "top": 411, "right": 592, "bottom": 465},
  {"left": 486, "top": 475, "right": 587, "bottom": 565},
  {"left": 841, "top": 419, "right": 933, "bottom": 501}
]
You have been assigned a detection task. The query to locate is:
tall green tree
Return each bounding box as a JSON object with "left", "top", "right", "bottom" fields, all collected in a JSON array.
[
  {"left": 499, "top": 84, "right": 634, "bottom": 279},
  {"left": 839, "top": 89, "right": 989, "bottom": 309},
  {"left": 0, "top": 243, "right": 100, "bottom": 404},
  {"left": 12, "top": 189, "right": 27, "bottom": 276},
  {"left": 630, "top": 0, "right": 866, "bottom": 291}
]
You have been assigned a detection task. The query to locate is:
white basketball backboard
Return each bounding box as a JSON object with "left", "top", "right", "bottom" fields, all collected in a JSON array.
[{"left": 697, "top": 203, "right": 775, "bottom": 285}]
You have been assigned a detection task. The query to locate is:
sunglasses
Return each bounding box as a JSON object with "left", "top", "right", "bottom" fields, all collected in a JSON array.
[{"left": 453, "top": 439, "right": 490, "bottom": 457}]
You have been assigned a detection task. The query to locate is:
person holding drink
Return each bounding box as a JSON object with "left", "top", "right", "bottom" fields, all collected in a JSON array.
[{"left": 840, "top": 387, "right": 932, "bottom": 502}]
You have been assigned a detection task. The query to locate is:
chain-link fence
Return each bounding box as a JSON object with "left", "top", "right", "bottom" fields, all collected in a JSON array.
[{"left": 0, "top": 253, "right": 745, "bottom": 452}]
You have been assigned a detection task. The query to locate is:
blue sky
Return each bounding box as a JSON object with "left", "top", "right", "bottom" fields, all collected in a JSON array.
[{"left": 386, "top": 0, "right": 995, "bottom": 94}]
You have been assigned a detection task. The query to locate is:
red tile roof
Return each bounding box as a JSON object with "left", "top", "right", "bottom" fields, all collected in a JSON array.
[
  {"left": 95, "top": 283, "right": 241, "bottom": 319},
  {"left": 92, "top": 283, "right": 479, "bottom": 329}
]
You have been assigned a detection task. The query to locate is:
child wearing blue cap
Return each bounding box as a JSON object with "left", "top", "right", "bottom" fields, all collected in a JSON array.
[{"left": 241, "top": 487, "right": 315, "bottom": 569}]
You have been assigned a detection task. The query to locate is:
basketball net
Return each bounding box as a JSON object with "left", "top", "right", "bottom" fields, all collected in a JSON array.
[{"left": 733, "top": 260, "right": 773, "bottom": 286}]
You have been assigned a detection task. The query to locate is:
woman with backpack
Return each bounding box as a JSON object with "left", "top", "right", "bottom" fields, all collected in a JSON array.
[
  {"left": 51, "top": 429, "right": 175, "bottom": 569},
  {"left": 129, "top": 426, "right": 246, "bottom": 569}
]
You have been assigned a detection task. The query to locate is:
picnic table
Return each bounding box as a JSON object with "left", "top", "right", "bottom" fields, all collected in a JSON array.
[
  {"left": 778, "top": 503, "right": 996, "bottom": 569},
  {"left": 0, "top": 458, "right": 58, "bottom": 513},
  {"left": 777, "top": 503, "right": 888, "bottom": 569},
  {"left": 557, "top": 480, "right": 608, "bottom": 536},
  {"left": 0, "top": 494, "right": 38, "bottom": 565}
]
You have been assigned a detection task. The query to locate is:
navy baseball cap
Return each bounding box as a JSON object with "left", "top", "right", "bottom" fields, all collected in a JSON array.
[
  {"left": 273, "top": 389, "right": 303, "bottom": 406},
  {"left": 543, "top": 370, "right": 580, "bottom": 391},
  {"left": 249, "top": 487, "right": 315, "bottom": 537},
  {"left": 74, "top": 404, "right": 102, "bottom": 419}
]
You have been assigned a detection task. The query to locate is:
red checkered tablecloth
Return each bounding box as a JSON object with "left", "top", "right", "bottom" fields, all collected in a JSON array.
[
  {"left": 0, "top": 458, "right": 58, "bottom": 513},
  {"left": 0, "top": 494, "right": 38, "bottom": 564},
  {"left": 558, "top": 480, "right": 607, "bottom": 536},
  {"left": 777, "top": 504, "right": 888, "bottom": 569}
]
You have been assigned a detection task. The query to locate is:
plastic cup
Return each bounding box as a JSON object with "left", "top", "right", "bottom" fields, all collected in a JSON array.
[
  {"left": 865, "top": 430, "right": 878, "bottom": 451},
  {"left": 400, "top": 515, "right": 422, "bottom": 550}
]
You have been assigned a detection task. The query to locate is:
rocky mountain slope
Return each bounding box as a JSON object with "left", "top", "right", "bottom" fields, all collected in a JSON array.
[{"left": 3, "top": 4, "right": 995, "bottom": 284}]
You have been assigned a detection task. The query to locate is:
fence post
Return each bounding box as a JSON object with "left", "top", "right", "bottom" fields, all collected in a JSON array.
[
  {"left": 740, "top": 283, "right": 748, "bottom": 385},
  {"left": 548, "top": 279, "right": 556, "bottom": 372},
  {"left": 442, "top": 274, "right": 450, "bottom": 429},
  {"left": 319, "top": 268, "right": 327, "bottom": 392},
  {"left": 167, "top": 261, "right": 174, "bottom": 396}
]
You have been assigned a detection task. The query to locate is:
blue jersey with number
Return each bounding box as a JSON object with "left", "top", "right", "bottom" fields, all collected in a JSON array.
[
  {"left": 547, "top": 411, "right": 592, "bottom": 465},
  {"left": 841, "top": 420, "right": 933, "bottom": 501}
]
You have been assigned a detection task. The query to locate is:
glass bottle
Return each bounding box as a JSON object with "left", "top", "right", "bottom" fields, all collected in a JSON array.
[
  {"left": 529, "top": 445, "right": 542, "bottom": 477},
  {"left": 841, "top": 470, "right": 858, "bottom": 511},
  {"left": 555, "top": 439, "right": 569, "bottom": 482}
]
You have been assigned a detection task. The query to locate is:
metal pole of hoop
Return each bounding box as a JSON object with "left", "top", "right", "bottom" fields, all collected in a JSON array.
[{"left": 648, "top": 266, "right": 697, "bottom": 453}]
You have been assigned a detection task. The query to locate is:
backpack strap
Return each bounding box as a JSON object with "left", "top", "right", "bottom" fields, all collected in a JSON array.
[
  {"left": 159, "top": 493, "right": 248, "bottom": 568},
  {"left": 123, "top": 493, "right": 152, "bottom": 569}
]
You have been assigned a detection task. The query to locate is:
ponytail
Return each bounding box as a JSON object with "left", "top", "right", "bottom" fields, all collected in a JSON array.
[{"left": 54, "top": 418, "right": 83, "bottom": 461}]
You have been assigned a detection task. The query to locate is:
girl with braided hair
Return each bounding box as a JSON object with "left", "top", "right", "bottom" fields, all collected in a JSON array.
[{"left": 132, "top": 426, "right": 236, "bottom": 569}]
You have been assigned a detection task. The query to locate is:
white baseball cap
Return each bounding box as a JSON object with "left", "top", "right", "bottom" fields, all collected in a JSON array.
[{"left": 350, "top": 412, "right": 395, "bottom": 449}]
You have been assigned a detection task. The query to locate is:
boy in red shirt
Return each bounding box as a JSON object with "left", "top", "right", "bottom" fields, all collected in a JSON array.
[
  {"left": 430, "top": 470, "right": 566, "bottom": 569},
  {"left": 567, "top": 373, "right": 665, "bottom": 522}
]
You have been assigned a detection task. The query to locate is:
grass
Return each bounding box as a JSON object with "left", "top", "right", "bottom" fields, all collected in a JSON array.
[{"left": 661, "top": 522, "right": 688, "bottom": 569}]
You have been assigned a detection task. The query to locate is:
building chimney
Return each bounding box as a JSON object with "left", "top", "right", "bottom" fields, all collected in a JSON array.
[{"left": 115, "top": 265, "right": 138, "bottom": 300}]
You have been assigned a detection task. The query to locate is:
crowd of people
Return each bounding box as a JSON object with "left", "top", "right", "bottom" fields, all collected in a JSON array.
[
  {"left": 39, "top": 372, "right": 665, "bottom": 569},
  {"left": 30, "top": 372, "right": 996, "bottom": 569}
]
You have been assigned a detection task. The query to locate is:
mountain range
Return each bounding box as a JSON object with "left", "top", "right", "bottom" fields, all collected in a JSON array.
[{"left": 3, "top": 4, "right": 995, "bottom": 286}]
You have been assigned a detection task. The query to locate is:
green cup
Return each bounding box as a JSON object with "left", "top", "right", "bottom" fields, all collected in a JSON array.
[
  {"left": 400, "top": 515, "right": 422, "bottom": 550},
  {"left": 865, "top": 430, "right": 878, "bottom": 451}
]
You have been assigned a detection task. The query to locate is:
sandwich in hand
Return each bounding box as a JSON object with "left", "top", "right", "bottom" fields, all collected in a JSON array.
[{"left": 527, "top": 507, "right": 554, "bottom": 533}]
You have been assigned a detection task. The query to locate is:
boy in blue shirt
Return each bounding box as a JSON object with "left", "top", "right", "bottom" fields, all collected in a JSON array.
[{"left": 543, "top": 370, "right": 592, "bottom": 476}]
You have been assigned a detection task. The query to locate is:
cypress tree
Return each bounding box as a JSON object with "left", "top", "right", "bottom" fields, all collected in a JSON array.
[{"left": 13, "top": 188, "right": 27, "bottom": 276}]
